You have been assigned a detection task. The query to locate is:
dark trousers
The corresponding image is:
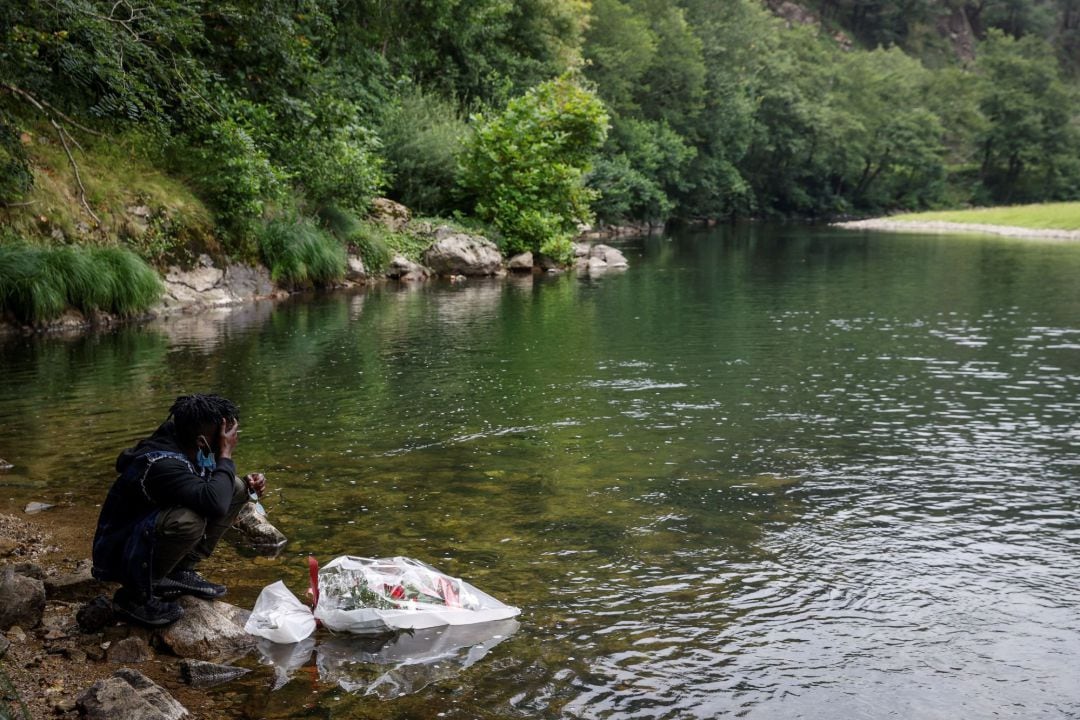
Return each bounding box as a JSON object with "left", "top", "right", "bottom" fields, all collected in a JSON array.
[{"left": 151, "top": 476, "right": 248, "bottom": 580}]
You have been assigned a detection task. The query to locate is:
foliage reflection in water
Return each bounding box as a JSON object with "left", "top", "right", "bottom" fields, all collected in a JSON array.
[{"left": 1, "top": 226, "right": 1079, "bottom": 719}]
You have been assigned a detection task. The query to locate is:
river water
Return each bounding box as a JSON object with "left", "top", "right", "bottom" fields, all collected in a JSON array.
[{"left": 1, "top": 225, "right": 1079, "bottom": 718}]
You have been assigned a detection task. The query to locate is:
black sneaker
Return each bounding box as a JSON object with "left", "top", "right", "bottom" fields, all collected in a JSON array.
[
  {"left": 155, "top": 568, "right": 227, "bottom": 600},
  {"left": 112, "top": 588, "right": 184, "bottom": 627}
]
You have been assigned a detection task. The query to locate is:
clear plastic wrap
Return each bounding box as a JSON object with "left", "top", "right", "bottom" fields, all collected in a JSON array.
[{"left": 314, "top": 556, "right": 520, "bottom": 634}]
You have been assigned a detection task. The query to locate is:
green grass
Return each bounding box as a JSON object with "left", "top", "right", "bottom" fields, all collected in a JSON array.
[
  {"left": 891, "top": 202, "right": 1080, "bottom": 230},
  {"left": 0, "top": 240, "right": 164, "bottom": 324},
  {"left": 258, "top": 217, "right": 346, "bottom": 288}
]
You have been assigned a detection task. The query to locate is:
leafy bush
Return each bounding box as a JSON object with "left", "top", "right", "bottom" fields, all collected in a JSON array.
[
  {"left": 257, "top": 217, "right": 345, "bottom": 288},
  {"left": 459, "top": 74, "right": 609, "bottom": 262},
  {"left": 0, "top": 241, "right": 163, "bottom": 324},
  {"left": 287, "top": 100, "right": 385, "bottom": 214},
  {"left": 378, "top": 87, "right": 471, "bottom": 214},
  {"left": 174, "top": 119, "right": 282, "bottom": 247}
]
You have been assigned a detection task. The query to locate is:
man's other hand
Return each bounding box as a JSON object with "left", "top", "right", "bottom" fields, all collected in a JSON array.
[{"left": 245, "top": 472, "right": 266, "bottom": 497}]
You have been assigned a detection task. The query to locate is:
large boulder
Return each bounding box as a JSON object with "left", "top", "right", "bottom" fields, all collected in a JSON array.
[
  {"left": 159, "top": 255, "right": 279, "bottom": 313},
  {"left": 421, "top": 229, "right": 503, "bottom": 276},
  {"left": 154, "top": 597, "right": 254, "bottom": 660},
  {"left": 386, "top": 256, "right": 431, "bottom": 282},
  {"left": 370, "top": 197, "right": 411, "bottom": 232},
  {"left": 231, "top": 503, "right": 287, "bottom": 553},
  {"left": 0, "top": 567, "right": 45, "bottom": 630},
  {"left": 590, "top": 244, "right": 628, "bottom": 267},
  {"left": 77, "top": 668, "right": 188, "bottom": 720}
]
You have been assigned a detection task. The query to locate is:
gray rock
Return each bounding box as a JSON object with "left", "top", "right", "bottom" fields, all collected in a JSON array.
[
  {"left": 0, "top": 567, "right": 45, "bottom": 630},
  {"left": 77, "top": 668, "right": 188, "bottom": 720},
  {"left": 586, "top": 256, "right": 609, "bottom": 273},
  {"left": 369, "top": 197, "right": 411, "bottom": 232},
  {"left": 24, "top": 501, "right": 54, "bottom": 514},
  {"left": 386, "top": 255, "right": 430, "bottom": 282},
  {"left": 46, "top": 560, "right": 110, "bottom": 602},
  {"left": 222, "top": 264, "right": 275, "bottom": 298},
  {"left": 231, "top": 503, "right": 287, "bottom": 552},
  {"left": 179, "top": 659, "right": 251, "bottom": 688},
  {"left": 11, "top": 562, "right": 44, "bottom": 580},
  {"left": 572, "top": 242, "right": 591, "bottom": 258},
  {"left": 0, "top": 458, "right": 12, "bottom": 470},
  {"left": 107, "top": 635, "right": 154, "bottom": 663},
  {"left": 76, "top": 595, "right": 116, "bottom": 633},
  {"left": 421, "top": 230, "right": 503, "bottom": 276},
  {"left": 164, "top": 260, "right": 223, "bottom": 294},
  {"left": 590, "top": 244, "right": 628, "bottom": 267},
  {"left": 508, "top": 252, "right": 533, "bottom": 271},
  {"left": 155, "top": 597, "right": 254, "bottom": 660},
  {"left": 536, "top": 254, "right": 561, "bottom": 271},
  {"left": 345, "top": 255, "right": 366, "bottom": 281}
]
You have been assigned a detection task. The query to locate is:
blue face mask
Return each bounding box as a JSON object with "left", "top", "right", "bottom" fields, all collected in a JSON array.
[{"left": 196, "top": 446, "right": 216, "bottom": 471}]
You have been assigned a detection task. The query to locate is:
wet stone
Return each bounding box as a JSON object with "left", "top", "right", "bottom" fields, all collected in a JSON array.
[
  {"left": 0, "top": 568, "right": 45, "bottom": 630},
  {"left": 77, "top": 668, "right": 188, "bottom": 720},
  {"left": 107, "top": 635, "right": 154, "bottom": 663},
  {"left": 179, "top": 659, "right": 252, "bottom": 688},
  {"left": 77, "top": 596, "right": 116, "bottom": 633},
  {"left": 24, "top": 502, "right": 54, "bottom": 514},
  {"left": 154, "top": 598, "right": 254, "bottom": 660}
]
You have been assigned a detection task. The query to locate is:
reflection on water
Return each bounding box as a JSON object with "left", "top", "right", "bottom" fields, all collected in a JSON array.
[
  {"left": 1, "top": 227, "right": 1080, "bottom": 719},
  {"left": 254, "top": 620, "right": 519, "bottom": 699}
]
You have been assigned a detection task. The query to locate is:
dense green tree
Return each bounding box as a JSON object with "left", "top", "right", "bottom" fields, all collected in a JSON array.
[
  {"left": 460, "top": 75, "right": 609, "bottom": 260},
  {"left": 976, "top": 29, "right": 1080, "bottom": 201}
]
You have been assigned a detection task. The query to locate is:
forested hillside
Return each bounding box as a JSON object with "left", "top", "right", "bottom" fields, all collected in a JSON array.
[{"left": 2, "top": 0, "right": 1078, "bottom": 317}]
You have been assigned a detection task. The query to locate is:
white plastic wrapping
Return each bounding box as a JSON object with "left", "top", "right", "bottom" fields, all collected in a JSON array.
[
  {"left": 245, "top": 580, "right": 317, "bottom": 643},
  {"left": 314, "top": 555, "right": 520, "bottom": 634}
]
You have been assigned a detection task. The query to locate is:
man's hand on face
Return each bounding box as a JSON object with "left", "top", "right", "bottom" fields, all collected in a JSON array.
[
  {"left": 245, "top": 472, "right": 266, "bottom": 497},
  {"left": 219, "top": 418, "right": 239, "bottom": 459}
]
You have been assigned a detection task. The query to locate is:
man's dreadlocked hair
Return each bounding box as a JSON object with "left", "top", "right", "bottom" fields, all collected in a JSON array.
[{"left": 169, "top": 394, "right": 239, "bottom": 444}]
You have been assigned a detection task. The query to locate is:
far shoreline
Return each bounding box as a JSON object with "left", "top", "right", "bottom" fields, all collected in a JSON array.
[{"left": 834, "top": 217, "right": 1080, "bottom": 242}]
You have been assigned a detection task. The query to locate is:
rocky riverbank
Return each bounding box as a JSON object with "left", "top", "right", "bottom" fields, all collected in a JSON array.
[
  {"left": 1, "top": 198, "right": 635, "bottom": 337},
  {"left": 0, "top": 506, "right": 287, "bottom": 720},
  {"left": 834, "top": 217, "right": 1080, "bottom": 241}
]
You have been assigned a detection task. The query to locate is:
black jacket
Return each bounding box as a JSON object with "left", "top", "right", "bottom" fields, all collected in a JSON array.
[{"left": 91, "top": 420, "right": 237, "bottom": 586}]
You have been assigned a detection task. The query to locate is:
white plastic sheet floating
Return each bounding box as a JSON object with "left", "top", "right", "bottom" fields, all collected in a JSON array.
[
  {"left": 313, "top": 555, "right": 521, "bottom": 634},
  {"left": 245, "top": 580, "right": 317, "bottom": 644}
]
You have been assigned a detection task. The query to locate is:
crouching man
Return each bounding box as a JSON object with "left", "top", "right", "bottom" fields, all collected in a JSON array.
[{"left": 92, "top": 394, "right": 267, "bottom": 626}]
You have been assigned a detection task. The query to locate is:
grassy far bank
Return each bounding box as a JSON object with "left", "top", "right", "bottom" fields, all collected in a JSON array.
[{"left": 889, "top": 202, "right": 1080, "bottom": 231}]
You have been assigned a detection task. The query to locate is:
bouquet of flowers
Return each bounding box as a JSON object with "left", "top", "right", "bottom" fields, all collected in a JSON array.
[{"left": 313, "top": 556, "right": 519, "bottom": 634}]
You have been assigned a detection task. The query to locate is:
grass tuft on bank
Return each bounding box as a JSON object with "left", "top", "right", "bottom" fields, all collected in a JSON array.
[
  {"left": 0, "top": 241, "right": 163, "bottom": 324},
  {"left": 890, "top": 202, "right": 1080, "bottom": 231}
]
